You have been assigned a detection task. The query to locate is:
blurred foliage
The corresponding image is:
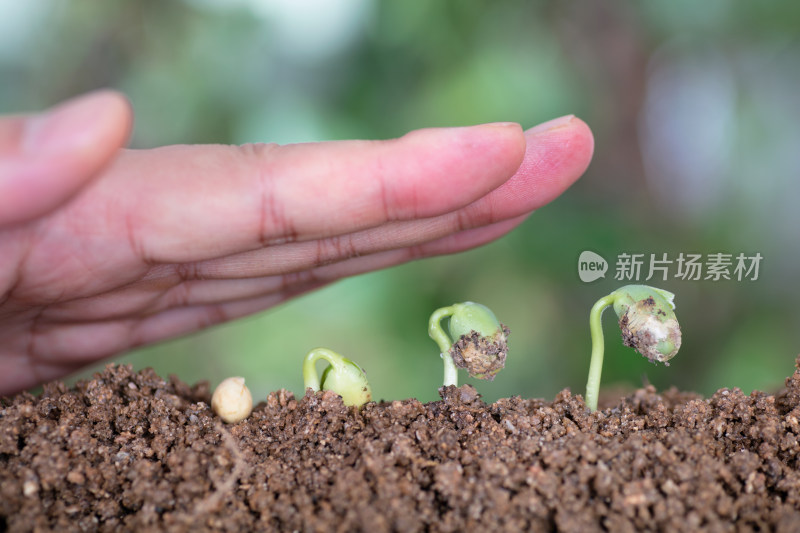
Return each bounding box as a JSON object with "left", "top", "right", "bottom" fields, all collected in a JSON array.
[{"left": 2, "top": 0, "right": 799, "bottom": 404}]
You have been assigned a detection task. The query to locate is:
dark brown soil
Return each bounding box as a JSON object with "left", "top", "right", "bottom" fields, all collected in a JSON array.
[{"left": 3, "top": 358, "right": 800, "bottom": 532}]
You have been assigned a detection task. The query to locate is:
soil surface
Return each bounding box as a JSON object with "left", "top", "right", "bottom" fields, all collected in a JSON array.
[{"left": 3, "top": 358, "right": 800, "bottom": 532}]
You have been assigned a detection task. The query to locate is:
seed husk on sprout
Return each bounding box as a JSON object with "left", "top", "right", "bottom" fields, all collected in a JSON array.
[
  {"left": 428, "top": 301, "right": 510, "bottom": 387},
  {"left": 449, "top": 325, "right": 510, "bottom": 380}
]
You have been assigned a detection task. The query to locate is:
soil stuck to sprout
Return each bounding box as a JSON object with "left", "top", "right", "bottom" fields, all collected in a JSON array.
[
  {"left": 3, "top": 358, "right": 800, "bottom": 531},
  {"left": 449, "top": 324, "right": 510, "bottom": 380},
  {"left": 618, "top": 298, "right": 681, "bottom": 364}
]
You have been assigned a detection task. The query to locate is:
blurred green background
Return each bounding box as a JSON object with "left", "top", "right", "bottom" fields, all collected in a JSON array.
[{"left": 2, "top": 0, "right": 798, "bottom": 404}]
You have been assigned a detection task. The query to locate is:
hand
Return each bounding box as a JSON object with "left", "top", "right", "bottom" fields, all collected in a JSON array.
[{"left": 0, "top": 90, "right": 594, "bottom": 394}]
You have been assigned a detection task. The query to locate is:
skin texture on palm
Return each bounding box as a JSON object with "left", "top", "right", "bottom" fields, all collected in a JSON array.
[{"left": 0, "top": 91, "right": 594, "bottom": 394}]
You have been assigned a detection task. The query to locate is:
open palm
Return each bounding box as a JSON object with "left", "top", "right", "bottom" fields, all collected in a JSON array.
[{"left": 0, "top": 91, "right": 593, "bottom": 394}]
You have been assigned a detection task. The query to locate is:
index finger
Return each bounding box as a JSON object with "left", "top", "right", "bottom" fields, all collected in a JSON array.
[{"left": 94, "top": 122, "right": 527, "bottom": 263}]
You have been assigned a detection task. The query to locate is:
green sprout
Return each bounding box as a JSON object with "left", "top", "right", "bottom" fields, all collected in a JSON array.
[
  {"left": 302, "top": 348, "right": 372, "bottom": 407},
  {"left": 428, "top": 302, "right": 510, "bottom": 387},
  {"left": 586, "top": 285, "right": 682, "bottom": 411}
]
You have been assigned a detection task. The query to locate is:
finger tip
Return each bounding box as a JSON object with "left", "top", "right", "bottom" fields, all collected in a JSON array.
[
  {"left": 459, "top": 122, "right": 528, "bottom": 188},
  {"left": 64, "top": 89, "right": 134, "bottom": 153},
  {"left": 26, "top": 89, "right": 133, "bottom": 159},
  {"left": 467, "top": 121, "right": 527, "bottom": 166},
  {"left": 84, "top": 89, "right": 134, "bottom": 149},
  {"left": 389, "top": 122, "right": 528, "bottom": 218},
  {"left": 0, "top": 90, "right": 134, "bottom": 226},
  {"left": 518, "top": 115, "right": 596, "bottom": 204},
  {"left": 561, "top": 117, "right": 595, "bottom": 182},
  {"left": 564, "top": 116, "right": 595, "bottom": 170},
  {"left": 60, "top": 89, "right": 132, "bottom": 177},
  {"left": 410, "top": 121, "right": 526, "bottom": 165},
  {"left": 493, "top": 121, "right": 528, "bottom": 173},
  {"left": 525, "top": 115, "right": 595, "bottom": 159},
  {"left": 456, "top": 116, "right": 595, "bottom": 225}
]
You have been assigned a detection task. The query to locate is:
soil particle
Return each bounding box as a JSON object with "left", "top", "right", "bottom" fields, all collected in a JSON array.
[{"left": 3, "top": 358, "right": 800, "bottom": 532}]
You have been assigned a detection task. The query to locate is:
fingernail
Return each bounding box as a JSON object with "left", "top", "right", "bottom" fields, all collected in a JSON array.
[
  {"left": 22, "top": 91, "right": 116, "bottom": 155},
  {"left": 444, "top": 122, "right": 521, "bottom": 132},
  {"left": 483, "top": 121, "right": 521, "bottom": 128},
  {"left": 527, "top": 114, "right": 575, "bottom": 135},
  {"left": 477, "top": 121, "right": 522, "bottom": 133}
]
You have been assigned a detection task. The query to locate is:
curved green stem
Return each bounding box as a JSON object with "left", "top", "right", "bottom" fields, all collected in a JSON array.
[
  {"left": 428, "top": 306, "right": 458, "bottom": 387},
  {"left": 586, "top": 293, "right": 617, "bottom": 412},
  {"left": 303, "top": 347, "right": 342, "bottom": 391},
  {"left": 302, "top": 347, "right": 372, "bottom": 406}
]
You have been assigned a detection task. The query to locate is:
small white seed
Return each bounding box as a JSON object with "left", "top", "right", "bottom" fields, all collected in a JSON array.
[
  {"left": 22, "top": 480, "right": 38, "bottom": 497},
  {"left": 211, "top": 377, "right": 253, "bottom": 423}
]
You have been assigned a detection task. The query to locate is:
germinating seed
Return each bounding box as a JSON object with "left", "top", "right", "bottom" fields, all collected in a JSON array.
[
  {"left": 302, "top": 347, "right": 372, "bottom": 407},
  {"left": 428, "top": 301, "right": 509, "bottom": 387},
  {"left": 585, "top": 285, "right": 681, "bottom": 412},
  {"left": 211, "top": 377, "right": 253, "bottom": 423}
]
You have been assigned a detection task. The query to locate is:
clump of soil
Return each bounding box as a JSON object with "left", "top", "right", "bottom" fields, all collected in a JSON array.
[
  {"left": 3, "top": 358, "right": 800, "bottom": 532},
  {"left": 450, "top": 324, "right": 510, "bottom": 380}
]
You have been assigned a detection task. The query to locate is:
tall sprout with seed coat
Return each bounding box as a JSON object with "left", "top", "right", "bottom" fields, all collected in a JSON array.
[
  {"left": 302, "top": 347, "right": 372, "bottom": 407},
  {"left": 586, "top": 285, "right": 682, "bottom": 411},
  {"left": 428, "top": 301, "right": 510, "bottom": 387}
]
